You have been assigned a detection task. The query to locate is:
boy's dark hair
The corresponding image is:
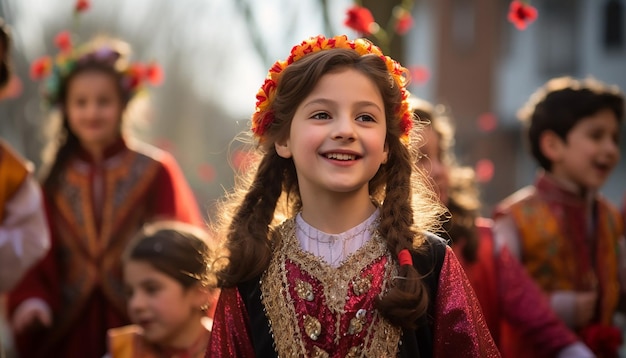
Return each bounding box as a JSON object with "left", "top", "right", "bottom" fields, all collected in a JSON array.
[
  {"left": 518, "top": 76, "right": 624, "bottom": 171},
  {"left": 0, "top": 18, "right": 12, "bottom": 88}
]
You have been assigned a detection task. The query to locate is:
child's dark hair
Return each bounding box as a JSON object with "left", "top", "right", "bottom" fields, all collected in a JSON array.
[
  {"left": 0, "top": 18, "right": 12, "bottom": 88},
  {"left": 412, "top": 98, "right": 480, "bottom": 263},
  {"left": 518, "top": 76, "right": 625, "bottom": 171},
  {"left": 124, "top": 221, "right": 212, "bottom": 288},
  {"left": 213, "top": 48, "right": 445, "bottom": 329}
]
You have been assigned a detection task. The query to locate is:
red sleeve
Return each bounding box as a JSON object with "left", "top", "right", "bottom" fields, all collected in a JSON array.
[
  {"left": 206, "top": 287, "right": 256, "bottom": 358},
  {"left": 433, "top": 246, "right": 501, "bottom": 358},
  {"left": 150, "top": 151, "right": 203, "bottom": 227},
  {"left": 7, "top": 197, "right": 61, "bottom": 316},
  {"left": 497, "top": 245, "right": 579, "bottom": 357},
  {"left": 463, "top": 222, "right": 501, "bottom": 345}
]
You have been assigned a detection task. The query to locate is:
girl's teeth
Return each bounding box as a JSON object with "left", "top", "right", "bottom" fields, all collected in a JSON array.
[{"left": 326, "top": 153, "right": 355, "bottom": 160}]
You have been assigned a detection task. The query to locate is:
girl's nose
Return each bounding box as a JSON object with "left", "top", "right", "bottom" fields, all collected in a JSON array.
[
  {"left": 128, "top": 292, "right": 145, "bottom": 312},
  {"left": 331, "top": 116, "right": 356, "bottom": 141}
]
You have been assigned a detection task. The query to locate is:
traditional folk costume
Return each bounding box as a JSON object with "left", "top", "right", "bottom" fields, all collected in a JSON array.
[
  {"left": 8, "top": 139, "right": 203, "bottom": 358},
  {"left": 208, "top": 210, "right": 500, "bottom": 357},
  {"left": 0, "top": 140, "right": 50, "bottom": 358},
  {"left": 456, "top": 218, "right": 589, "bottom": 358},
  {"left": 0, "top": 140, "right": 49, "bottom": 292},
  {"left": 494, "top": 173, "right": 625, "bottom": 356},
  {"left": 107, "top": 324, "right": 211, "bottom": 358}
]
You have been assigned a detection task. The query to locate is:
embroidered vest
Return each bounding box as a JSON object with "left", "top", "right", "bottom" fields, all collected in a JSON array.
[{"left": 504, "top": 186, "right": 622, "bottom": 325}]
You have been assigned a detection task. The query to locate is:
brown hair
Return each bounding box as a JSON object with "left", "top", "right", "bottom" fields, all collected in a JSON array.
[
  {"left": 0, "top": 18, "right": 12, "bottom": 88},
  {"left": 212, "top": 49, "right": 445, "bottom": 328},
  {"left": 518, "top": 76, "right": 624, "bottom": 171},
  {"left": 124, "top": 221, "right": 212, "bottom": 288},
  {"left": 412, "top": 98, "right": 481, "bottom": 263}
]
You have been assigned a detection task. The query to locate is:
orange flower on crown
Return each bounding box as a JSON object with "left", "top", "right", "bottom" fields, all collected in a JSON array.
[{"left": 251, "top": 34, "right": 413, "bottom": 144}]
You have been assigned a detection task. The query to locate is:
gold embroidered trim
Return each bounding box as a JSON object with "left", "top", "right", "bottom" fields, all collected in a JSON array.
[{"left": 261, "top": 218, "right": 402, "bottom": 357}]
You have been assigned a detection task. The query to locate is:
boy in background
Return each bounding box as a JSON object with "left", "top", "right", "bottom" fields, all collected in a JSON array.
[{"left": 493, "top": 76, "right": 625, "bottom": 357}]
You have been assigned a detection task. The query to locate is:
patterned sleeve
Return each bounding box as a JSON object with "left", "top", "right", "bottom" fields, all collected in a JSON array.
[
  {"left": 206, "top": 287, "right": 256, "bottom": 358},
  {"left": 433, "top": 246, "right": 501, "bottom": 357}
]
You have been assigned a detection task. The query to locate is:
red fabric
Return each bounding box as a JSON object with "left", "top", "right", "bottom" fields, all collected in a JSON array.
[
  {"left": 206, "top": 288, "right": 256, "bottom": 358},
  {"left": 458, "top": 218, "right": 579, "bottom": 358},
  {"left": 454, "top": 218, "right": 500, "bottom": 344},
  {"left": 497, "top": 244, "right": 578, "bottom": 358},
  {"left": 8, "top": 141, "right": 203, "bottom": 358},
  {"left": 433, "top": 246, "right": 501, "bottom": 357}
]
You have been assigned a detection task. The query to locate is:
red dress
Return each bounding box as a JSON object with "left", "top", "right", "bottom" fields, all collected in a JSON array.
[
  {"left": 8, "top": 139, "right": 203, "bottom": 358},
  {"left": 207, "top": 220, "right": 500, "bottom": 357}
]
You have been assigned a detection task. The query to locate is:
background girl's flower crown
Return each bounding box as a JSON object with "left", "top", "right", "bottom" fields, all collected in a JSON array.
[
  {"left": 29, "top": 32, "right": 163, "bottom": 106},
  {"left": 251, "top": 34, "right": 413, "bottom": 142}
]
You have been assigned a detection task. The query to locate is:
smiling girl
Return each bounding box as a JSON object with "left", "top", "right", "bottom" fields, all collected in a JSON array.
[
  {"left": 8, "top": 37, "right": 203, "bottom": 358},
  {"left": 106, "top": 221, "right": 214, "bottom": 358},
  {"left": 207, "top": 35, "right": 499, "bottom": 357}
]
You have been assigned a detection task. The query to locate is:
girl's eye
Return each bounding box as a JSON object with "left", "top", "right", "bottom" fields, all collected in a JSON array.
[
  {"left": 73, "top": 98, "right": 87, "bottom": 107},
  {"left": 98, "top": 97, "right": 112, "bottom": 106},
  {"left": 356, "top": 114, "right": 375, "bottom": 122},
  {"left": 588, "top": 129, "right": 604, "bottom": 141},
  {"left": 144, "top": 283, "right": 162, "bottom": 295},
  {"left": 311, "top": 112, "right": 331, "bottom": 120}
]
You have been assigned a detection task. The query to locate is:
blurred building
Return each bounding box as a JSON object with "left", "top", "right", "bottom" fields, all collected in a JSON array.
[{"left": 407, "top": 0, "right": 626, "bottom": 214}]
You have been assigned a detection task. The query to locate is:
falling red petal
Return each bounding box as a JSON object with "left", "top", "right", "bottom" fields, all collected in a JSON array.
[
  {"left": 232, "top": 149, "right": 255, "bottom": 171},
  {"left": 507, "top": 1, "right": 538, "bottom": 31},
  {"left": 475, "top": 159, "right": 495, "bottom": 183},
  {"left": 344, "top": 5, "right": 376, "bottom": 35},
  {"left": 409, "top": 65, "right": 430, "bottom": 85},
  {"left": 75, "top": 0, "right": 90, "bottom": 13},
  {"left": 197, "top": 163, "right": 216, "bottom": 182},
  {"left": 477, "top": 112, "right": 498, "bottom": 132},
  {"left": 395, "top": 13, "right": 414, "bottom": 35}
]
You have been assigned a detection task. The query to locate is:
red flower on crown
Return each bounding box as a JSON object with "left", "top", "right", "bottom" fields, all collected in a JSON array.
[
  {"left": 344, "top": 6, "right": 376, "bottom": 35},
  {"left": 54, "top": 31, "right": 73, "bottom": 54},
  {"left": 30, "top": 57, "right": 52, "bottom": 80},
  {"left": 251, "top": 35, "right": 413, "bottom": 144},
  {"left": 145, "top": 63, "right": 164, "bottom": 86},
  {"left": 508, "top": 1, "right": 538, "bottom": 30}
]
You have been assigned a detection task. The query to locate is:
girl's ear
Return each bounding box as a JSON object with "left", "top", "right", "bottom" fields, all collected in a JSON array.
[
  {"left": 539, "top": 130, "right": 565, "bottom": 162},
  {"left": 275, "top": 139, "right": 292, "bottom": 159}
]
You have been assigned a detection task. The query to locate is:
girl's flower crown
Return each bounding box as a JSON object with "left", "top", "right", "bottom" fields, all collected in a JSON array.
[
  {"left": 252, "top": 34, "right": 413, "bottom": 143},
  {"left": 30, "top": 33, "right": 163, "bottom": 106}
]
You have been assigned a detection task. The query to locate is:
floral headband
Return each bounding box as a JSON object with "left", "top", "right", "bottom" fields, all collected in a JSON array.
[
  {"left": 252, "top": 34, "right": 413, "bottom": 143},
  {"left": 30, "top": 32, "right": 163, "bottom": 106}
]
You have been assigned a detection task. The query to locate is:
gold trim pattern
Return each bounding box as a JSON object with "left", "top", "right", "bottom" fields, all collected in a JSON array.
[{"left": 261, "top": 218, "right": 402, "bottom": 357}]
